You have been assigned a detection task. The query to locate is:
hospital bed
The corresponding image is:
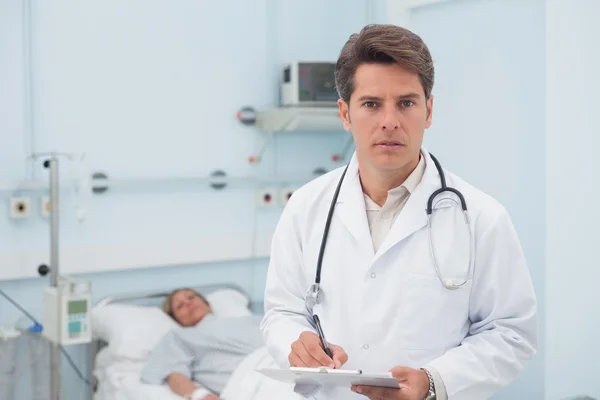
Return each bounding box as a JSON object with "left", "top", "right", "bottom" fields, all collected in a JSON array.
[{"left": 89, "top": 284, "right": 302, "bottom": 400}]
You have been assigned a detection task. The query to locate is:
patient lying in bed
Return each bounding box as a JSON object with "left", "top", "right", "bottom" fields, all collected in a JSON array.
[{"left": 141, "top": 288, "right": 264, "bottom": 400}]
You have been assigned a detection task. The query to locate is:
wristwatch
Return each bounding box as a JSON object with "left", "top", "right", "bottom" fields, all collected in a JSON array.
[{"left": 421, "top": 368, "right": 436, "bottom": 400}]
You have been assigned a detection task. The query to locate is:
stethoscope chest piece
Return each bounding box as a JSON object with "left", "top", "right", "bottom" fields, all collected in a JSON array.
[{"left": 305, "top": 283, "right": 323, "bottom": 314}]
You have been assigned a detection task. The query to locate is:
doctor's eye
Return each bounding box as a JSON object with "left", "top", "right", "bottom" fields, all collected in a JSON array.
[
  {"left": 399, "top": 100, "right": 414, "bottom": 108},
  {"left": 362, "top": 101, "right": 378, "bottom": 108}
]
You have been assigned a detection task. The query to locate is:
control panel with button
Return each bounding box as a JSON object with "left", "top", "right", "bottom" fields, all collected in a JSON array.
[{"left": 43, "top": 278, "right": 92, "bottom": 346}]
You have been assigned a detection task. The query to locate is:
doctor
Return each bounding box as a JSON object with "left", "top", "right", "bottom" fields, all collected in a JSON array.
[{"left": 260, "top": 24, "right": 537, "bottom": 400}]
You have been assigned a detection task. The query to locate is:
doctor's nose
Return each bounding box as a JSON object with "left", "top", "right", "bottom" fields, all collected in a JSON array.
[
  {"left": 382, "top": 122, "right": 399, "bottom": 131},
  {"left": 380, "top": 110, "right": 400, "bottom": 131}
]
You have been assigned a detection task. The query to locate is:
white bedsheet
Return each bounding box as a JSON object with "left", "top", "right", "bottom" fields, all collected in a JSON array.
[{"left": 94, "top": 346, "right": 304, "bottom": 400}]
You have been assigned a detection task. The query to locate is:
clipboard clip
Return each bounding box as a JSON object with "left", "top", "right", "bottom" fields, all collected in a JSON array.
[
  {"left": 290, "top": 366, "right": 363, "bottom": 375},
  {"left": 316, "top": 367, "right": 363, "bottom": 375}
]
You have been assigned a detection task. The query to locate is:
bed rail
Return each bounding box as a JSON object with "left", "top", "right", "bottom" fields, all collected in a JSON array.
[{"left": 95, "top": 283, "right": 249, "bottom": 308}]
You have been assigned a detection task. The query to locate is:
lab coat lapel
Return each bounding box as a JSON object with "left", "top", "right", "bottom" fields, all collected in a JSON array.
[
  {"left": 372, "top": 150, "right": 441, "bottom": 262},
  {"left": 334, "top": 155, "right": 375, "bottom": 259}
]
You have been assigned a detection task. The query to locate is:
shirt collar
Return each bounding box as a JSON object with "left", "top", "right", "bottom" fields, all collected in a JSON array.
[
  {"left": 363, "top": 152, "right": 427, "bottom": 210},
  {"left": 389, "top": 152, "right": 426, "bottom": 195}
]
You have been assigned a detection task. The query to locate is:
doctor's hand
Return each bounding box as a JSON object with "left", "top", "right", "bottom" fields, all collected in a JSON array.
[
  {"left": 351, "top": 367, "right": 429, "bottom": 400},
  {"left": 289, "top": 331, "right": 348, "bottom": 369}
]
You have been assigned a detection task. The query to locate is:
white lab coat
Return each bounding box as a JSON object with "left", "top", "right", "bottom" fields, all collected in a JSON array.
[{"left": 260, "top": 150, "right": 538, "bottom": 400}]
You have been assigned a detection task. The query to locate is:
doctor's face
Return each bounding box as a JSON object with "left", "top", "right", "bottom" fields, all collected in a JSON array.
[{"left": 338, "top": 63, "right": 433, "bottom": 176}]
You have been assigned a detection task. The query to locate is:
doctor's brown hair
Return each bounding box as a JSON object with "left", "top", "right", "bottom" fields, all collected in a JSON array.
[
  {"left": 162, "top": 288, "right": 209, "bottom": 321},
  {"left": 334, "top": 24, "right": 435, "bottom": 103}
]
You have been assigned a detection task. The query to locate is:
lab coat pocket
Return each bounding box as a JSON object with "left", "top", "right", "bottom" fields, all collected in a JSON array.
[{"left": 396, "top": 272, "right": 472, "bottom": 350}]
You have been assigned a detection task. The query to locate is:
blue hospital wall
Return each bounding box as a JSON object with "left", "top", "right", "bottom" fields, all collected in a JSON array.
[
  {"left": 410, "top": 0, "right": 546, "bottom": 399},
  {"left": 0, "top": 0, "right": 385, "bottom": 398},
  {"left": 545, "top": 0, "right": 600, "bottom": 398}
]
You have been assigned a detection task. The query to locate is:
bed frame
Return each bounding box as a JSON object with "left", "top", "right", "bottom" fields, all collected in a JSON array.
[{"left": 88, "top": 283, "right": 254, "bottom": 400}]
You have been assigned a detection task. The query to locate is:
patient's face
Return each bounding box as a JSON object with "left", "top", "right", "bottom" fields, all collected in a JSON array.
[{"left": 171, "top": 289, "right": 211, "bottom": 327}]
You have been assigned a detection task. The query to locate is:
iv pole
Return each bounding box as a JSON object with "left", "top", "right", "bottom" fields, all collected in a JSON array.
[
  {"left": 48, "top": 153, "right": 61, "bottom": 400},
  {"left": 30, "top": 151, "right": 74, "bottom": 400}
]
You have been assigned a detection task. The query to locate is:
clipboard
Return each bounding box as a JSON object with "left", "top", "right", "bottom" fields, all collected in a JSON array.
[{"left": 257, "top": 367, "right": 400, "bottom": 388}]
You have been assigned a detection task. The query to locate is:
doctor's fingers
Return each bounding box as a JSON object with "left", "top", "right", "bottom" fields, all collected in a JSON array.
[
  {"left": 288, "top": 351, "right": 308, "bottom": 367},
  {"left": 288, "top": 348, "right": 333, "bottom": 368},
  {"left": 289, "top": 340, "right": 334, "bottom": 367},
  {"left": 351, "top": 385, "right": 404, "bottom": 400},
  {"left": 329, "top": 344, "right": 348, "bottom": 368}
]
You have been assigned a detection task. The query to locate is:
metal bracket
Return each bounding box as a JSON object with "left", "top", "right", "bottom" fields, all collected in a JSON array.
[
  {"left": 209, "top": 170, "right": 228, "bottom": 190},
  {"left": 331, "top": 135, "right": 354, "bottom": 162},
  {"left": 248, "top": 131, "right": 274, "bottom": 164}
]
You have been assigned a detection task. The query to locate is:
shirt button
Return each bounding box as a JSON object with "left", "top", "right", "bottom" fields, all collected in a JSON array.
[
  {"left": 370, "top": 273, "right": 376, "bottom": 279},
  {"left": 382, "top": 212, "right": 389, "bottom": 219},
  {"left": 363, "top": 344, "right": 369, "bottom": 350}
]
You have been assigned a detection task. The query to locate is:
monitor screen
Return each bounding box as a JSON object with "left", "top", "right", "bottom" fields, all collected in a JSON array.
[{"left": 68, "top": 300, "right": 87, "bottom": 314}]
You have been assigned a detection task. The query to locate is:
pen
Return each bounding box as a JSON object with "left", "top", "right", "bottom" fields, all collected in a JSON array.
[{"left": 312, "top": 314, "right": 334, "bottom": 360}]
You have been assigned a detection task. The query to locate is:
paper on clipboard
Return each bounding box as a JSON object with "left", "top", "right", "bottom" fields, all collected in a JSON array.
[{"left": 257, "top": 367, "right": 400, "bottom": 389}]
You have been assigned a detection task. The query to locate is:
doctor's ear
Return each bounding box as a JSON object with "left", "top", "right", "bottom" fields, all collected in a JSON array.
[
  {"left": 425, "top": 95, "right": 434, "bottom": 128},
  {"left": 337, "top": 99, "right": 351, "bottom": 131}
]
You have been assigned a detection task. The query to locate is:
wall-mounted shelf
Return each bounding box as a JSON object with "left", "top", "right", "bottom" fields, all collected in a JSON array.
[
  {"left": 237, "top": 106, "right": 351, "bottom": 164},
  {"left": 255, "top": 106, "right": 343, "bottom": 133}
]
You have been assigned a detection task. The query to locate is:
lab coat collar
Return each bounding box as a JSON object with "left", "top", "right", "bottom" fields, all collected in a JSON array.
[
  {"left": 334, "top": 153, "right": 374, "bottom": 258},
  {"left": 374, "top": 149, "right": 442, "bottom": 261},
  {"left": 335, "top": 148, "right": 442, "bottom": 261}
]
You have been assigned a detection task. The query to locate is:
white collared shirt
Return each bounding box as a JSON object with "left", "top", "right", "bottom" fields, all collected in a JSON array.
[{"left": 363, "top": 154, "right": 426, "bottom": 253}]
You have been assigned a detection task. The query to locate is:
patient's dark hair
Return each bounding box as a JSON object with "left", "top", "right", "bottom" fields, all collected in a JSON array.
[{"left": 162, "top": 288, "right": 209, "bottom": 321}]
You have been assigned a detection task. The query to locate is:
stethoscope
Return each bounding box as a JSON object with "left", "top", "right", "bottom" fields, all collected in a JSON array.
[{"left": 305, "top": 153, "right": 474, "bottom": 315}]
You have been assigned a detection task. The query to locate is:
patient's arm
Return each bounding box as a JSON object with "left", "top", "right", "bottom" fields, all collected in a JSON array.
[
  {"left": 167, "top": 373, "right": 198, "bottom": 396},
  {"left": 167, "top": 373, "right": 217, "bottom": 399},
  {"left": 141, "top": 329, "right": 219, "bottom": 399}
]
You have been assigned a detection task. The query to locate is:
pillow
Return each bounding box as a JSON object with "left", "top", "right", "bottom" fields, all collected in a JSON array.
[
  {"left": 91, "top": 288, "right": 252, "bottom": 361},
  {"left": 206, "top": 288, "right": 252, "bottom": 317},
  {"left": 92, "top": 304, "right": 178, "bottom": 361}
]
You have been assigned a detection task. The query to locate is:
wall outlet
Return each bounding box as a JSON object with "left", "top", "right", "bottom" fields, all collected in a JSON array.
[
  {"left": 9, "top": 197, "right": 31, "bottom": 219},
  {"left": 279, "top": 187, "right": 297, "bottom": 207},
  {"left": 255, "top": 189, "right": 277, "bottom": 207},
  {"left": 40, "top": 196, "right": 51, "bottom": 218}
]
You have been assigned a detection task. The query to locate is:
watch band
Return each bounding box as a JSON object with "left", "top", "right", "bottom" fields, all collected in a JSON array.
[{"left": 421, "top": 368, "right": 436, "bottom": 400}]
